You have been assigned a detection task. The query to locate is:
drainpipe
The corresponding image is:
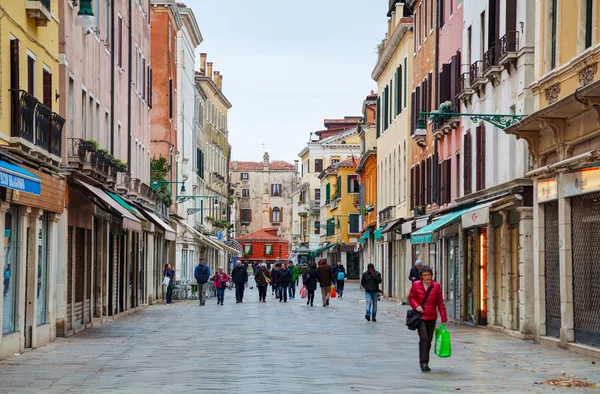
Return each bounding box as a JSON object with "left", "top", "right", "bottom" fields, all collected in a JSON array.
[
  {"left": 110, "top": 0, "right": 115, "bottom": 155},
  {"left": 434, "top": 0, "right": 441, "bottom": 205},
  {"left": 127, "top": 0, "right": 132, "bottom": 174}
]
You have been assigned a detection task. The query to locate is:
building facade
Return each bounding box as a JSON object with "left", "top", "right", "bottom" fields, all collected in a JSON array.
[
  {"left": 236, "top": 228, "right": 290, "bottom": 265},
  {"left": 230, "top": 153, "right": 296, "bottom": 243}
]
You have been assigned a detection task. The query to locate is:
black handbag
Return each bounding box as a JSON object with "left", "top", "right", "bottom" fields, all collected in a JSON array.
[{"left": 406, "top": 285, "right": 434, "bottom": 330}]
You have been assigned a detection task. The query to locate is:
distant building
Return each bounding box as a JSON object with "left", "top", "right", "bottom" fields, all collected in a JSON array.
[
  {"left": 236, "top": 228, "right": 290, "bottom": 265},
  {"left": 230, "top": 153, "right": 297, "bottom": 243}
]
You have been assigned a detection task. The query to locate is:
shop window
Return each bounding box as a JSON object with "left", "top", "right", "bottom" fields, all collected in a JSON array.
[
  {"left": 3, "top": 207, "right": 19, "bottom": 335},
  {"left": 37, "top": 214, "right": 50, "bottom": 325}
]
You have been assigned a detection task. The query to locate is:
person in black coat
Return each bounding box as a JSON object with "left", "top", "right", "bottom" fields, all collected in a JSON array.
[
  {"left": 303, "top": 262, "right": 319, "bottom": 306},
  {"left": 231, "top": 261, "right": 248, "bottom": 303},
  {"left": 271, "top": 263, "right": 281, "bottom": 297},
  {"left": 335, "top": 263, "right": 347, "bottom": 298},
  {"left": 277, "top": 264, "right": 290, "bottom": 302},
  {"left": 409, "top": 260, "right": 423, "bottom": 282}
]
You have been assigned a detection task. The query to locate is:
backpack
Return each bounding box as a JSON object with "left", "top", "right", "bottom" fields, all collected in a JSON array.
[
  {"left": 337, "top": 271, "right": 345, "bottom": 281},
  {"left": 4, "top": 270, "right": 9, "bottom": 279}
]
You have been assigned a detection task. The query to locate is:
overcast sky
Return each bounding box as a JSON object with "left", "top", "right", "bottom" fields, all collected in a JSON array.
[{"left": 190, "top": 0, "right": 387, "bottom": 164}]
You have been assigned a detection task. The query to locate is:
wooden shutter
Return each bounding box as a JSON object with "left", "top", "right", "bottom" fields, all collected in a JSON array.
[
  {"left": 10, "top": 39, "right": 20, "bottom": 136},
  {"left": 326, "top": 183, "right": 331, "bottom": 204},
  {"left": 415, "top": 85, "right": 421, "bottom": 130},
  {"left": 27, "top": 56, "right": 35, "bottom": 95},
  {"left": 148, "top": 67, "right": 153, "bottom": 108},
  {"left": 450, "top": 56, "right": 457, "bottom": 110},
  {"left": 279, "top": 184, "right": 282, "bottom": 196},
  {"left": 168, "top": 78, "right": 173, "bottom": 118},
  {"left": 347, "top": 175, "right": 352, "bottom": 193},
  {"left": 279, "top": 207, "right": 283, "bottom": 223},
  {"left": 398, "top": 65, "right": 403, "bottom": 114},
  {"left": 410, "top": 91, "right": 416, "bottom": 135},
  {"left": 410, "top": 167, "right": 415, "bottom": 209},
  {"left": 118, "top": 16, "right": 123, "bottom": 67},
  {"left": 464, "top": 132, "right": 472, "bottom": 195},
  {"left": 476, "top": 125, "right": 486, "bottom": 191},
  {"left": 440, "top": 160, "right": 446, "bottom": 205},
  {"left": 488, "top": 0, "right": 499, "bottom": 49},
  {"left": 446, "top": 159, "right": 452, "bottom": 203},
  {"left": 439, "top": 0, "right": 445, "bottom": 28},
  {"left": 428, "top": 72, "right": 433, "bottom": 112},
  {"left": 43, "top": 70, "right": 52, "bottom": 109},
  {"left": 506, "top": 0, "right": 517, "bottom": 34},
  {"left": 421, "top": 159, "right": 426, "bottom": 207},
  {"left": 376, "top": 97, "right": 381, "bottom": 138},
  {"left": 142, "top": 58, "right": 146, "bottom": 100}
]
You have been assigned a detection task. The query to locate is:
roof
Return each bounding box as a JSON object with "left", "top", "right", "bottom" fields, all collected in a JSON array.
[
  {"left": 236, "top": 229, "right": 288, "bottom": 243},
  {"left": 230, "top": 160, "right": 295, "bottom": 171},
  {"left": 323, "top": 117, "right": 363, "bottom": 126}
]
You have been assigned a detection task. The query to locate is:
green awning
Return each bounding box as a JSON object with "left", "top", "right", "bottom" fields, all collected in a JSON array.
[
  {"left": 411, "top": 208, "right": 472, "bottom": 244},
  {"left": 359, "top": 229, "right": 371, "bottom": 244},
  {"left": 106, "top": 191, "right": 139, "bottom": 214},
  {"left": 374, "top": 226, "right": 385, "bottom": 240},
  {"left": 310, "top": 243, "right": 338, "bottom": 257}
]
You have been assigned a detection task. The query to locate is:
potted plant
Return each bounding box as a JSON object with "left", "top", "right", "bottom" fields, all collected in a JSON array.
[
  {"left": 205, "top": 216, "right": 215, "bottom": 222},
  {"left": 80, "top": 140, "right": 98, "bottom": 152},
  {"left": 115, "top": 160, "right": 128, "bottom": 172}
]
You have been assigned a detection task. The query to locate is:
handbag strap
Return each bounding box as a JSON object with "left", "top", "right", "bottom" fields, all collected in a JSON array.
[{"left": 420, "top": 284, "right": 434, "bottom": 308}]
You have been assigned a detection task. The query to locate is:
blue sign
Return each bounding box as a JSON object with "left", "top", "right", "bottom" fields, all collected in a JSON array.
[
  {"left": 217, "top": 232, "right": 223, "bottom": 241},
  {"left": 0, "top": 160, "right": 41, "bottom": 196}
]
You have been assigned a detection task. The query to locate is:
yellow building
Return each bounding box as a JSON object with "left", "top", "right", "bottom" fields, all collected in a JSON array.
[
  {"left": 316, "top": 158, "right": 360, "bottom": 278},
  {"left": 505, "top": 1, "right": 600, "bottom": 354}
]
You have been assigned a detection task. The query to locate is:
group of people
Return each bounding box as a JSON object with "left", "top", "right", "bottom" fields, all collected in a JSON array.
[{"left": 166, "top": 255, "right": 448, "bottom": 373}]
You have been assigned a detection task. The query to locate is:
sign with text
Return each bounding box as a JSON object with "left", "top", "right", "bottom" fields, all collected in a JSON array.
[
  {"left": 564, "top": 167, "right": 600, "bottom": 197},
  {"left": 537, "top": 178, "right": 558, "bottom": 202}
]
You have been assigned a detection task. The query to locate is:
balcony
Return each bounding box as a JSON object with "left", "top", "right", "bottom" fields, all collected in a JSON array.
[
  {"left": 457, "top": 72, "right": 474, "bottom": 103},
  {"left": 379, "top": 206, "right": 396, "bottom": 224},
  {"left": 483, "top": 45, "right": 502, "bottom": 83},
  {"left": 26, "top": 0, "right": 52, "bottom": 26},
  {"left": 11, "top": 90, "right": 64, "bottom": 163},
  {"left": 469, "top": 61, "right": 486, "bottom": 94},
  {"left": 67, "top": 138, "right": 122, "bottom": 183},
  {"left": 499, "top": 31, "right": 519, "bottom": 70}
]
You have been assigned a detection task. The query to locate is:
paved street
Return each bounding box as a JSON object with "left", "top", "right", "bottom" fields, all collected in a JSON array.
[{"left": 0, "top": 282, "right": 598, "bottom": 393}]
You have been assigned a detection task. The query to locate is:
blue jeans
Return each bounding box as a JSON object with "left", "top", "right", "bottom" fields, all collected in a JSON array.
[
  {"left": 365, "top": 292, "right": 378, "bottom": 318},
  {"left": 288, "top": 280, "right": 296, "bottom": 298},
  {"left": 278, "top": 284, "right": 288, "bottom": 302},
  {"left": 216, "top": 287, "right": 225, "bottom": 303}
]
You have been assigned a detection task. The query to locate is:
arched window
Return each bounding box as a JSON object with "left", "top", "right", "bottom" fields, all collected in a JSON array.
[{"left": 272, "top": 207, "right": 281, "bottom": 223}]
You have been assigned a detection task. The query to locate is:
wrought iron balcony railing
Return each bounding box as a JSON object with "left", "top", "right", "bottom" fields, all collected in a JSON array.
[
  {"left": 11, "top": 89, "right": 64, "bottom": 157},
  {"left": 499, "top": 31, "right": 519, "bottom": 59},
  {"left": 469, "top": 60, "right": 484, "bottom": 83},
  {"left": 483, "top": 45, "right": 501, "bottom": 74}
]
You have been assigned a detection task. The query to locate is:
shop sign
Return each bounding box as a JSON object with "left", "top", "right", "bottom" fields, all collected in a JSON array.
[
  {"left": 564, "top": 167, "right": 600, "bottom": 197},
  {"left": 461, "top": 206, "right": 490, "bottom": 229},
  {"left": 537, "top": 178, "right": 558, "bottom": 202}
]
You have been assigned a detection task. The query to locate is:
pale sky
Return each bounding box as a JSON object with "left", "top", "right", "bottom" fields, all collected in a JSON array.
[{"left": 189, "top": 0, "right": 388, "bottom": 164}]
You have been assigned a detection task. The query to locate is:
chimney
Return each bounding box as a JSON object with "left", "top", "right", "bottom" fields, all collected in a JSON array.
[
  {"left": 294, "top": 160, "right": 299, "bottom": 173},
  {"left": 207, "top": 62, "right": 213, "bottom": 81},
  {"left": 199, "top": 53, "right": 207, "bottom": 75},
  {"left": 218, "top": 74, "right": 223, "bottom": 90},
  {"left": 214, "top": 71, "right": 222, "bottom": 90},
  {"left": 263, "top": 152, "right": 270, "bottom": 170}
]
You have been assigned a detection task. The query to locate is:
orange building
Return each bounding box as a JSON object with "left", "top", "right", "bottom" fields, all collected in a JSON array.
[{"left": 236, "top": 228, "right": 290, "bottom": 264}]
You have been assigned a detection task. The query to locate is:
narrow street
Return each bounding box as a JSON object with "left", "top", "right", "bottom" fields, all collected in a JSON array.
[{"left": 0, "top": 283, "right": 597, "bottom": 393}]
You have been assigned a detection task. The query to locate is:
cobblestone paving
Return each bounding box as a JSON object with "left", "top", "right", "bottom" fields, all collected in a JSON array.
[{"left": 0, "top": 282, "right": 598, "bottom": 393}]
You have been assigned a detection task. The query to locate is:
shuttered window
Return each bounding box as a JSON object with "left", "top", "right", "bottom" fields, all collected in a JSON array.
[
  {"left": 397, "top": 65, "right": 403, "bottom": 115},
  {"left": 27, "top": 56, "right": 35, "bottom": 96},
  {"left": 349, "top": 214, "right": 360, "bottom": 234},
  {"left": 148, "top": 66, "right": 153, "bottom": 108},
  {"left": 403, "top": 58, "right": 408, "bottom": 109},
  {"left": 376, "top": 96, "right": 381, "bottom": 138},
  {"left": 585, "top": 0, "right": 593, "bottom": 49},
  {"left": 464, "top": 132, "right": 472, "bottom": 195},
  {"left": 476, "top": 125, "right": 486, "bottom": 191},
  {"left": 168, "top": 78, "right": 173, "bottom": 119},
  {"left": 410, "top": 91, "right": 416, "bottom": 135},
  {"left": 43, "top": 69, "right": 52, "bottom": 109},
  {"left": 428, "top": 72, "right": 433, "bottom": 112},
  {"left": 325, "top": 183, "right": 331, "bottom": 204},
  {"left": 10, "top": 39, "right": 20, "bottom": 136},
  {"left": 440, "top": 160, "right": 447, "bottom": 206},
  {"left": 410, "top": 167, "right": 415, "bottom": 209},
  {"left": 446, "top": 159, "right": 452, "bottom": 204},
  {"left": 118, "top": 15, "right": 123, "bottom": 68},
  {"left": 420, "top": 159, "right": 426, "bottom": 207}
]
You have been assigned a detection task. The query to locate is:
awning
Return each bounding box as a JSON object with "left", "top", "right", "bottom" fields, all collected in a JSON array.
[
  {"left": 359, "top": 229, "right": 371, "bottom": 245},
  {"left": 310, "top": 243, "right": 338, "bottom": 257},
  {"left": 210, "top": 236, "right": 242, "bottom": 255},
  {"left": 0, "top": 159, "right": 41, "bottom": 195},
  {"left": 74, "top": 180, "right": 142, "bottom": 233},
  {"left": 382, "top": 218, "right": 402, "bottom": 233},
  {"left": 461, "top": 202, "right": 495, "bottom": 229},
  {"left": 411, "top": 208, "right": 472, "bottom": 244},
  {"left": 374, "top": 226, "right": 385, "bottom": 240},
  {"left": 136, "top": 207, "right": 176, "bottom": 241},
  {"left": 175, "top": 219, "right": 225, "bottom": 251},
  {"left": 105, "top": 191, "right": 146, "bottom": 221}
]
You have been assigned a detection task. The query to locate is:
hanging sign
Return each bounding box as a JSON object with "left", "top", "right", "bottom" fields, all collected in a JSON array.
[
  {"left": 564, "top": 167, "right": 600, "bottom": 197},
  {"left": 537, "top": 178, "right": 558, "bottom": 202},
  {"left": 461, "top": 205, "right": 490, "bottom": 229}
]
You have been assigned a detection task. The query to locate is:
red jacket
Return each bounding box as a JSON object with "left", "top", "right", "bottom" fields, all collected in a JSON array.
[{"left": 408, "top": 280, "right": 447, "bottom": 322}]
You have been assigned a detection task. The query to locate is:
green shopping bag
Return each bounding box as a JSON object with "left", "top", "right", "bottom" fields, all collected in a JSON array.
[{"left": 434, "top": 323, "right": 451, "bottom": 358}]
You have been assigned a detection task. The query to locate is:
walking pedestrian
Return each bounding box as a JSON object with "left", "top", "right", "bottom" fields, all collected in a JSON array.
[
  {"left": 213, "top": 267, "right": 229, "bottom": 305},
  {"left": 231, "top": 260, "right": 248, "bottom": 303},
  {"left": 332, "top": 263, "right": 339, "bottom": 290},
  {"left": 317, "top": 258, "right": 334, "bottom": 307},
  {"left": 409, "top": 260, "right": 423, "bottom": 282},
  {"left": 303, "top": 262, "right": 318, "bottom": 306},
  {"left": 335, "top": 263, "right": 347, "bottom": 298},
  {"left": 271, "top": 263, "right": 281, "bottom": 297},
  {"left": 408, "top": 265, "right": 447, "bottom": 372},
  {"left": 255, "top": 263, "right": 271, "bottom": 302},
  {"left": 194, "top": 258, "right": 210, "bottom": 306},
  {"left": 3, "top": 264, "right": 10, "bottom": 297},
  {"left": 164, "top": 264, "right": 175, "bottom": 304},
  {"left": 278, "top": 263, "right": 290, "bottom": 302},
  {"left": 287, "top": 261, "right": 299, "bottom": 299},
  {"left": 361, "top": 263, "right": 381, "bottom": 322}
]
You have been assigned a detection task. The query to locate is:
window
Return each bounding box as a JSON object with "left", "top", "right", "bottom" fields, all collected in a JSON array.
[
  {"left": 81, "top": 90, "right": 87, "bottom": 139},
  {"left": 336, "top": 176, "right": 342, "bottom": 199},
  {"left": 241, "top": 172, "right": 249, "bottom": 180},
  {"left": 241, "top": 209, "right": 251, "bottom": 223},
  {"left": 476, "top": 125, "right": 486, "bottom": 191},
  {"left": 271, "top": 207, "right": 281, "bottom": 223},
  {"left": 244, "top": 244, "right": 252, "bottom": 256},
  {"left": 36, "top": 214, "right": 50, "bottom": 325},
  {"left": 314, "top": 159, "right": 323, "bottom": 173},
  {"left": 325, "top": 183, "right": 331, "bottom": 204},
  {"left": 349, "top": 214, "right": 360, "bottom": 234},
  {"left": 68, "top": 78, "right": 75, "bottom": 138},
  {"left": 464, "top": 131, "right": 472, "bottom": 195},
  {"left": 105, "top": 0, "right": 110, "bottom": 49},
  {"left": 242, "top": 189, "right": 250, "bottom": 198},
  {"left": 585, "top": 0, "right": 593, "bottom": 49},
  {"left": 168, "top": 22, "right": 172, "bottom": 52},
  {"left": 331, "top": 159, "right": 340, "bottom": 165},
  {"left": 456, "top": 152, "right": 460, "bottom": 199},
  {"left": 326, "top": 218, "right": 335, "bottom": 236},
  {"left": 104, "top": 111, "right": 110, "bottom": 150},
  {"left": 168, "top": 78, "right": 173, "bottom": 119},
  {"left": 431, "top": 0, "right": 434, "bottom": 30},
  {"left": 348, "top": 175, "right": 359, "bottom": 193},
  {"left": 27, "top": 54, "right": 35, "bottom": 96},
  {"left": 403, "top": 140, "right": 407, "bottom": 201},
  {"left": 96, "top": 102, "right": 100, "bottom": 145},
  {"left": 3, "top": 207, "right": 19, "bottom": 334},
  {"left": 89, "top": 96, "right": 94, "bottom": 141},
  {"left": 314, "top": 220, "right": 320, "bottom": 235},
  {"left": 314, "top": 189, "right": 321, "bottom": 202},
  {"left": 424, "top": 0, "right": 428, "bottom": 34},
  {"left": 118, "top": 15, "right": 123, "bottom": 68},
  {"left": 264, "top": 245, "right": 273, "bottom": 256},
  {"left": 403, "top": 58, "right": 407, "bottom": 109},
  {"left": 271, "top": 184, "right": 282, "bottom": 197},
  {"left": 42, "top": 68, "right": 52, "bottom": 110}
]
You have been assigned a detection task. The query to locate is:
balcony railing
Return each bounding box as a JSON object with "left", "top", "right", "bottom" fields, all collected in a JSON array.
[
  {"left": 379, "top": 206, "right": 396, "bottom": 224},
  {"left": 458, "top": 72, "right": 471, "bottom": 96},
  {"left": 11, "top": 90, "right": 64, "bottom": 158},
  {"left": 499, "top": 31, "right": 519, "bottom": 60},
  {"left": 470, "top": 60, "right": 484, "bottom": 83},
  {"left": 483, "top": 46, "right": 501, "bottom": 74}
]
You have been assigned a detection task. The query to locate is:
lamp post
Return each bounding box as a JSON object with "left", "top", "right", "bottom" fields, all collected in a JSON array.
[
  {"left": 75, "top": 0, "right": 96, "bottom": 28},
  {"left": 419, "top": 111, "right": 525, "bottom": 130}
]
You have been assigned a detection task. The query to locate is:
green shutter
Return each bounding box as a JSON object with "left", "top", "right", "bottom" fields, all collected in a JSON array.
[
  {"left": 376, "top": 97, "right": 381, "bottom": 138},
  {"left": 337, "top": 176, "right": 341, "bottom": 198},
  {"left": 326, "top": 183, "right": 331, "bottom": 204},
  {"left": 403, "top": 58, "right": 407, "bottom": 109},
  {"left": 347, "top": 174, "right": 352, "bottom": 193}
]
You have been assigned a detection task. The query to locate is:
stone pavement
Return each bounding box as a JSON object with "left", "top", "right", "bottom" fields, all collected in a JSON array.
[{"left": 0, "top": 282, "right": 598, "bottom": 393}]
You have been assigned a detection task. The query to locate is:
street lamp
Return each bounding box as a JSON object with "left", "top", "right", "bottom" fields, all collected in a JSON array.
[
  {"left": 75, "top": 0, "right": 96, "bottom": 28},
  {"left": 415, "top": 117, "right": 427, "bottom": 135}
]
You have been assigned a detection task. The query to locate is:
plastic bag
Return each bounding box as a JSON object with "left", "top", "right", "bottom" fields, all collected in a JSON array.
[
  {"left": 330, "top": 285, "right": 337, "bottom": 298},
  {"left": 434, "top": 323, "right": 451, "bottom": 358},
  {"left": 300, "top": 286, "right": 307, "bottom": 299}
]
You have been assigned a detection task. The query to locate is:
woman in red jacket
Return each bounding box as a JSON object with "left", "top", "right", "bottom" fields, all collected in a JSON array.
[{"left": 408, "top": 265, "right": 447, "bottom": 372}]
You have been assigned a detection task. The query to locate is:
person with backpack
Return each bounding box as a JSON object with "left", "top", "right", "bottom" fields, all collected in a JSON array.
[
  {"left": 194, "top": 258, "right": 211, "bottom": 306},
  {"left": 335, "top": 263, "right": 347, "bottom": 298},
  {"left": 408, "top": 265, "right": 447, "bottom": 372},
  {"left": 303, "top": 262, "right": 318, "bottom": 306},
  {"left": 332, "top": 263, "right": 339, "bottom": 291},
  {"left": 361, "top": 263, "right": 381, "bottom": 322}
]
